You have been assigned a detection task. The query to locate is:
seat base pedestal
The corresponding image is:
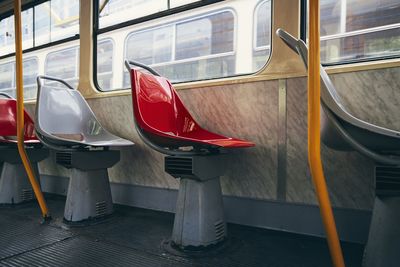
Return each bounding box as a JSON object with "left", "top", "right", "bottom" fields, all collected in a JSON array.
[
  {"left": 64, "top": 168, "right": 113, "bottom": 223},
  {"left": 0, "top": 162, "right": 39, "bottom": 204},
  {"left": 172, "top": 177, "right": 226, "bottom": 248},
  {"left": 56, "top": 150, "right": 118, "bottom": 223},
  {"left": 363, "top": 196, "right": 400, "bottom": 267}
]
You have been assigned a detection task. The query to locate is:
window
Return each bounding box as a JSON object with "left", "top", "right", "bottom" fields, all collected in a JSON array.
[
  {"left": 95, "top": 0, "right": 272, "bottom": 91},
  {"left": 122, "top": 11, "right": 235, "bottom": 87},
  {"left": 97, "top": 39, "right": 114, "bottom": 91},
  {"left": 45, "top": 47, "right": 79, "bottom": 88},
  {"left": 98, "top": 0, "right": 208, "bottom": 29},
  {"left": 0, "top": 0, "right": 80, "bottom": 99},
  {"left": 23, "top": 58, "right": 39, "bottom": 99},
  {"left": 0, "top": 62, "right": 14, "bottom": 96},
  {"left": 0, "top": 58, "right": 39, "bottom": 99},
  {"left": 0, "top": 16, "right": 15, "bottom": 55},
  {"left": 319, "top": 0, "right": 400, "bottom": 64},
  {"left": 0, "top": 0, "right": 79, "bottom": 57},
  {"left": 253, "top": 0, "right": 272, "bottom": 70}
]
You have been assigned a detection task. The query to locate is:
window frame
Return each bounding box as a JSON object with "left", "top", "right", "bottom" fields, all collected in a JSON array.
[
  {"left": 97, "top": 37, "right": 115, "bottom": 91},
  {"left": 121, "top": 8, "right": 237, "bottom": 87},
  {"left": 301, "top": 0, "right": 400, "bottom": 66},
  {"left": 0, "top": 0, "right": 80, "bottom": 61},
  {"left": 92, "top": 0, "right": 241, "bottom": 92}
]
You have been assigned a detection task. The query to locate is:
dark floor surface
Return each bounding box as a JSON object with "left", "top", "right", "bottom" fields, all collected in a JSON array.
[{"left": 0, "top": 195, "right": 364, "bottom": 267}]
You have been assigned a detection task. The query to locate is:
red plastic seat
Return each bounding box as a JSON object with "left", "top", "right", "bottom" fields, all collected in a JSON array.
[
  {"left": 127, "top": 62, "right": 254, "bottom": 152},
  {"left": 0, "top": 98, "right": 39, "bottom": 144}
]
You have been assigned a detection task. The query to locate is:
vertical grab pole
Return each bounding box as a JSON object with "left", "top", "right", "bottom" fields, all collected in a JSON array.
[
  {"left": 308, "top": 1, "right": 345, "bottom": 266},
  {"left": 14, "top": 0, "right": 51, "bottom": 219}
]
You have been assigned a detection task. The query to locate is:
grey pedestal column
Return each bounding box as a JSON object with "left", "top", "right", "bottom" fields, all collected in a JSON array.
[
  {"left": 363, "top": 196, "right": 400, "bottom": 267},
  {"left": 56, "top": 150, "right": 119, "bottom": 223},
  {"left": 165, "top": 154, "right": 227, "bottom": 248},
  {"left": 363, "top": 165, "right": 400, "bottom": 267},
  {"left": 0, "top": 147, "right": 48, "bottom": 204}
]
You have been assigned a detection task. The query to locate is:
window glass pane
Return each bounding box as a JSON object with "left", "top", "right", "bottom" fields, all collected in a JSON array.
[
  {"left": 97, "top": 0, "right": 272, "bottom": 91},
  {"left": 0, "top": 58, "right": 38, "bottom": 100},
  {"left": 253, "top": 0, "right": 272, "bottom": 70},
  {"left": 23, "top": 58, "right": 39, "bottom": 99},
  {"left": 45, "top": 47, "right": 79, "bottom": 88},
  {"left": 0, "top": 1, "right": 80, "bottom": 100},
  {"left": 22, "top": 9, "right": 34, "bottom": 50},
  {"left": 99, "top": 0, "right": 168, "bottom": 29},
  {"left": 34, "top": 3, "right": 51, "bottom": 46},
  {"left": 0, "top": 62, "right": 15, "bottom": 97},
  {"left": 175, "top": 18, "right": 212, "bottom": 60},
  {"left": 0, "top": 16, "right": 15, "bottom": 56},
  {"left": 126, "top": 26, "right": 173, "bottom": 65},
  {"left": 0, "top": 0, "right": 79, "bottom": 56},
  {"left": 49, "top": 0, "right": 80, "bottom": 42},
  {"left": 97, "top": 39, "right": 114, "bottom": 91},
  {"left": 255, "top": 1, "right": 271, "bottom": 47},
  {"left": 320, "top": 0, "right": 400, "bottom": 64},
  {"left": 123, "top": 11, "right": 235, "bottom": 86},
  {"left": 347, "top": 0, "right": 399, "bottom": 31}
]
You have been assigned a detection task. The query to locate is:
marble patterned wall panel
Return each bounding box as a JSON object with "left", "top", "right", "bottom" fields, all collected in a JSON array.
[
  {"left": 286, "top": 77, "right": 374, "bottom": 210},
  {"left": 86, "top": 96, "right": 178, "bottom": 189},
  {"left": 177, "top": 80, "right": 278, "bottom": 199},
  {"left": 25, "top": 80, "right": 279, "bottom": 199},
  {"left": 84, "top": 79, "right": 279, "bottom": 199},
  {"left": 330, "top": 67, "right": 400, "bottom": 131}
]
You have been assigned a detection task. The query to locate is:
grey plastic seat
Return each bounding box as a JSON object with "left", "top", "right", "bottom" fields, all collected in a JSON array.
[
  {"left": 277, "top": 28, "right": 400, "bottom": 267},
  {"left": 36, "top": 76, "right": 132, "bottom": 149},
  {"left": 35, "top": 76, "right": 133, "bottom": 223}
]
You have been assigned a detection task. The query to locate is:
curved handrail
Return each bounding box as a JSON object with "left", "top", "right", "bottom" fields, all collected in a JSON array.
[
  {"left": 36, "top": 75, "right": 75, "bottom": 90},
  {"left": 124, "top": 59, "right": 161, "bottom": 76},
  {"left": 0, "top": 92, "right": 13, "bottom": 99}
]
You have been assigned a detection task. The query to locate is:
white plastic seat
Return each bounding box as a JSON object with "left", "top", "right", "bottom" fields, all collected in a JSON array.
[
  {"left": 35, "top": 76, "right": 133, "bottom": 223},
  {"left": 36, "top": 76, "right": 133, "bottom": 149}
]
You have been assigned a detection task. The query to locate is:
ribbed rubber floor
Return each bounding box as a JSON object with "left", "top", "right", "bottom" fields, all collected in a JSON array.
[
  {"left": 0, "top": 213, "right": 72, "bottom": 260},
  {"left": 0, "top": 237, "right": 191, "bottom": 267},
  {"left": 0, "top": 195, "right": 364, "bottom": 267}
]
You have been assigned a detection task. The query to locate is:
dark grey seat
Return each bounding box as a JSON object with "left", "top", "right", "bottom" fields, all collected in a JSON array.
[
  {"left": 276, "top": 29, "right": 400, "bottom": 164},
  {"left": 277, "top": 28, "right": 400, "bottom": 267},
  {"left": 35, "top": 76, "right": 134, "bottom": 223}
]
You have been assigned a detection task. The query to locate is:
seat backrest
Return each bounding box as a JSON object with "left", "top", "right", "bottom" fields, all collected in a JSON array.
[
  {"left": 36, "top": 82, "right": 104, "bottom": 142},
  {"left": 129, "top": 69, "right": 200, "bottom": 137},
  {"left": 0, "top": 98, "right": 36, "bottom": 140}
]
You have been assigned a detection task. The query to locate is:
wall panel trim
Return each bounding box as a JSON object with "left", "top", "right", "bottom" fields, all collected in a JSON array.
[{"left": 40, "top": 175, "right": 371, "bottom": 244}]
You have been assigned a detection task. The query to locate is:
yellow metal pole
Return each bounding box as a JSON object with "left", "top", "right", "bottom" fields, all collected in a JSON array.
[
  {"left": 308, "top": 1, "right": 345, "bottom": 266},
  {"left": 14, "top": 0, "right": 51, "bottom": 220}
]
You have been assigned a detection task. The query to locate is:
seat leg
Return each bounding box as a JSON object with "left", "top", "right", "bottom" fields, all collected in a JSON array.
[
  {"left": 0, "top": 162, "right": 39, "bottom": 204},
  {"left": 363, "top": 196, "right": 400, "bottom": 267},
  {"left": 172, "top": 177, "right": 226, "bottom": 248},
  {"left": 64, "top": 168, "right": 113, "bottom": 222}
]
